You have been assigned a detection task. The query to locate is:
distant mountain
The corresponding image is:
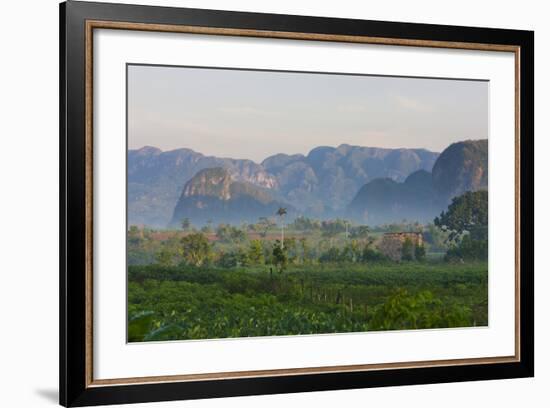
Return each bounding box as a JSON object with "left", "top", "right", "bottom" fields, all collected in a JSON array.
[
  {"left": 262, "top": 144, "right": 438, "bottom": 213},
  {"left": 347, "top": 140, "right": 488, "bottom": 225},
  {"left": 348, "top": 170, "right": 438, "bottom": 224},
  {"left": 128, "top": 144, "right": 439, "bottom": 227},
  {"left": 128, "top": 147, "right": 277, "bottom": 227},
  {"left": 432, "top": 139, "right": 488, "bottom": 201},
  {"left": 170, "top": 168, "right": 291, "bottom": 226}
]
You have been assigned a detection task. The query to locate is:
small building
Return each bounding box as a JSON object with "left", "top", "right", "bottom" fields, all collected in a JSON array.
[{"left": 377, "top": 232, "right": 423, "bottom": 261}]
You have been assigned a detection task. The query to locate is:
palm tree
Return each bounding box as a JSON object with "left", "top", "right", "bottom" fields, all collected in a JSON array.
[{"left": 276, "top": 207, "right": 287, "bottom": 249}]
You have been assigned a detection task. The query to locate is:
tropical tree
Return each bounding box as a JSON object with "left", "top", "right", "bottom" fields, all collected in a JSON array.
[
  {"left": 257, "top": 217, "right": 275, "bottom": 238},
  {"left": 248, "top": 239, "right": 265, "bottom": 265},
  {"left": 423, "top": 223, "right": 449, "bottom": 252},
  {"left": 445, "top": 235, "right": 488, "bottom": 262},
  {"left": 215, "top": 224, "right": 230, "bottom": 241},
  {"left": 291, "top": 216, "right": 321, "bottom": 231},
  {"left": 276, "top": 207, "right": 287, "bottom": 248},
  {"left": 342, "top": 239, "right": 361, "bottom": 262},
  {"left": 180, "top": 232, "right": 212, "bottom": 267},
  {"left": 434, "top": 190, "right": 488, "bottom": 243},
  {"left": 216, "top": 224, "right": 247, "bottom": 243}
]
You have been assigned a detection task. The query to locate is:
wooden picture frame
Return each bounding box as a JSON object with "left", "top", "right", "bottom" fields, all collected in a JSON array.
[{"left": 60, "top": 1, "right": 534, "bottom": 406}]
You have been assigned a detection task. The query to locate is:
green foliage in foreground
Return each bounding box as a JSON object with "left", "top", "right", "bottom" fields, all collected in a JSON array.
[{"left": 128, "top": 262, "right": 488, "bottom": 342}]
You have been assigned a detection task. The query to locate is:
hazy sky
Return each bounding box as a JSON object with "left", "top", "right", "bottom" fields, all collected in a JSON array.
[{"left": 128, "top": 64, "right": 488, "bottom": 162}]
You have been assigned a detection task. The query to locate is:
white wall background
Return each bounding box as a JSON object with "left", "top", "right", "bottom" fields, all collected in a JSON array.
[{"left": 0, "top": 0, "right": 545, "bottom": 407}]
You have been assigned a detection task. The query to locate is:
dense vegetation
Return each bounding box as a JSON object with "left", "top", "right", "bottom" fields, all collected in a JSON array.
[
  {"left": 128, "top": 262, "right": 487, "bottom": 342},
  {"left": 128, "top": 190, "right": 488, "bottom": 342}
]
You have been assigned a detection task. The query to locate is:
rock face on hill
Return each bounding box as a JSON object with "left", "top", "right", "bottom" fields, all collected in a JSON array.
[
  {"left": 170, "top": 168, "right": 290, "bottom": 226},
  {"left": 432, "top": 139, "right": 488, "bottom": 201},
  {"left": 347, "top": 140, "right": 488, "bottom": 225},
  {"left": 128, "top": 144, "right": 438, "bottom": 226},
  {"left": 128, "top": 147, "right": 277, "bottom": 227}
]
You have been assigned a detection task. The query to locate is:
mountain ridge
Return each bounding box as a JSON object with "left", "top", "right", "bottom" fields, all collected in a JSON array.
[
  {"left": 347, "top": 139, "right": 488, "bottom": 225},
  {"left": 128, "top": 143, "right": 441, "bottom": 227}
]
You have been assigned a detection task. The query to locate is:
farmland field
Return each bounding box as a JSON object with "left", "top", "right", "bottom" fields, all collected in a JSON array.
[{"left": 128, "top": 260, "right": 488, "bottom": 342}]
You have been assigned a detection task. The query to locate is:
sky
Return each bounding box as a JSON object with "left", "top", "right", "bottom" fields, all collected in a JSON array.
[{"left": 128, "top": 64, "right": 488, "bottom": 163}]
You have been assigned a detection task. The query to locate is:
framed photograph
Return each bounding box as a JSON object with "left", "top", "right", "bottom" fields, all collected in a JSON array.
[{"left": 60, "top": 1, "right": 534, "bottom": 406}]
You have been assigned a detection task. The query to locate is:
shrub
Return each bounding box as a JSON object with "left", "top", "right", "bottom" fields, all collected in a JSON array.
[
  {"left": 361, "top": 246, "right": 387, "bottom": 262},
  {"left": 272, "top": 240, "right": 288, "bottom": 272},
  {"left": 248, "top": 240, "right": 265, "bottom": 265},
  {"left": 216, "top": 248, "right": 250, "bottom": 268}
]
